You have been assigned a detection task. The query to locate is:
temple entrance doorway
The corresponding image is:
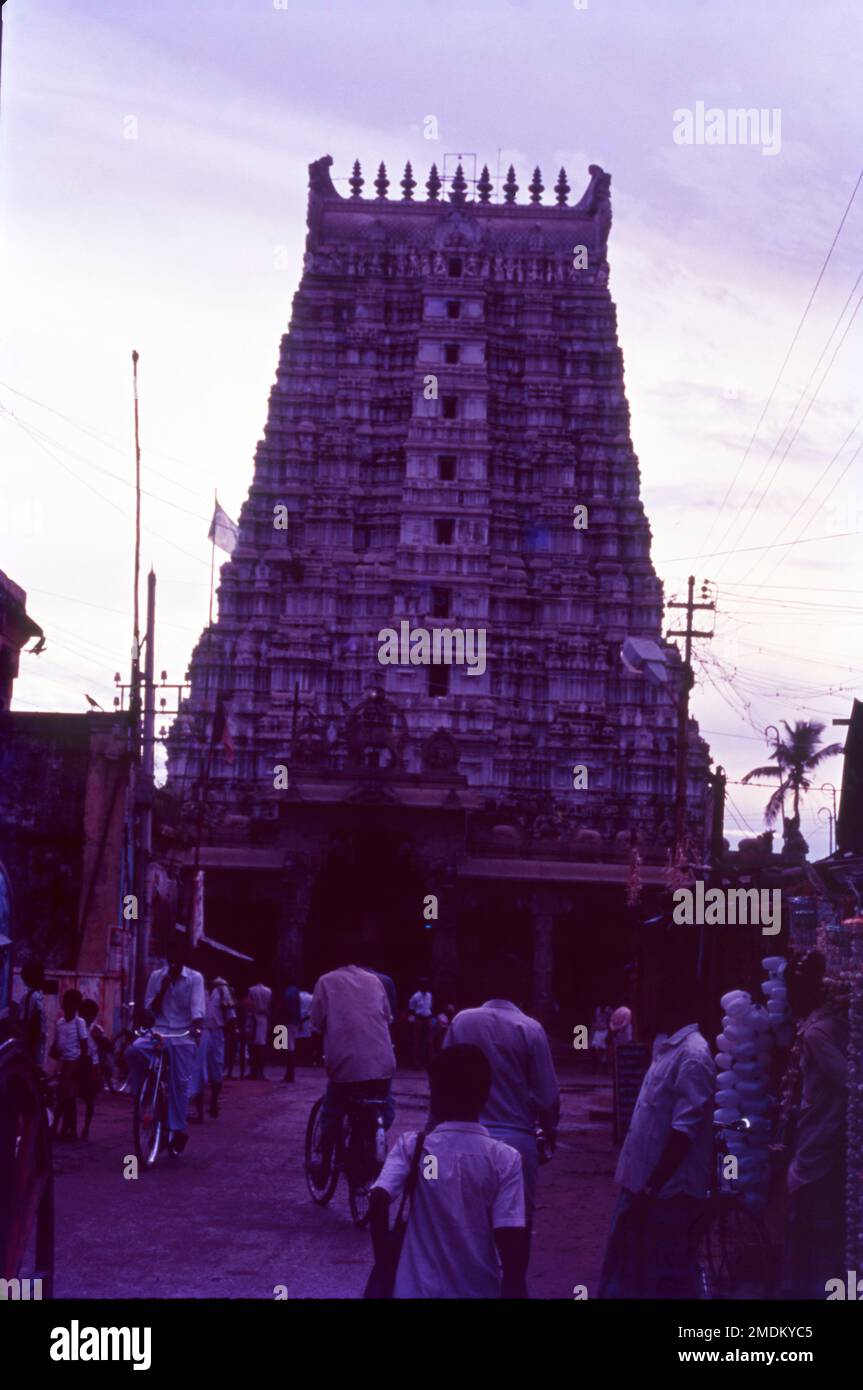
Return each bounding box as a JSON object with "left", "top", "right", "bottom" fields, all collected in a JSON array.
[
  {"left": 553, "top": 885, "right": 636, "bottom": 1044},
  {"left": 303, "top": 826, "right": 428, "bottom": 1004},
  {"left": 454, "top": 885, "right": 533, "bottom": 1012}
]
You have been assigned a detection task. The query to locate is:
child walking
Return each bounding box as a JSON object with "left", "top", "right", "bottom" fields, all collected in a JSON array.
[
  {"left": 50, "top": 988, "right": 88, "bottom": 1141},
  {"left": 79, "top": 998, "right": 107, "bottom": 1139},
  {"left": 369, "top": 1044, "right": 528, "bottom": 1298}
]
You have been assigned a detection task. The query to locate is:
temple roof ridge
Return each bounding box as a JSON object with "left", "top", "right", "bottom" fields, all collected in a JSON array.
[
  {"left": 306, "top": 155, "right": 612, "bottom": 257},
  {"left": 308, "top": 154, "right": 610, "bottom": 214}
]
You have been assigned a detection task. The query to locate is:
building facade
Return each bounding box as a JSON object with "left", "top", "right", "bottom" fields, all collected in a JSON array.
[{"left": 165, "top": 155, "right": 712, "bottom": 1023}]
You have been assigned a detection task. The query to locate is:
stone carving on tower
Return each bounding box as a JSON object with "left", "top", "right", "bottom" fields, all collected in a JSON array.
[{"left": 167, "top": 153, "right": 711, "bottom": 861}]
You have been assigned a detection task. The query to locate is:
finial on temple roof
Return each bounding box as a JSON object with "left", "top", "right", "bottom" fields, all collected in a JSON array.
[
  {"left": 400, "top": 161, "right": 416, "bottom": 201},
  {"left": 477, "top": 164, "right": 493, "bottom": 204},
  {"left": 449, "top": 162, "right": 468, "bottom": 204},
  {"left": 529, "top": 166, "right": 544, "bottom": 204},
  {"left": 426, "top": 163, "right": 442, "bottom": 202},
  {"left": 349, "top": 159, "right": 364, "bottom": 199},
  {"left": 374, "top": 162, "right": 389, "bottom": 199},
  {"left": 554, "top": 167, "right": 570, "bottom": 206},
  {"left": 503, "top": 164, "right": 518, "bottom": 205}
]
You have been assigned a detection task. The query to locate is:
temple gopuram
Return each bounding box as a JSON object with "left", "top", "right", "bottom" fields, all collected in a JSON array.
[{"left": 164, "top": 154, "right": 713, "bottom": 1022}]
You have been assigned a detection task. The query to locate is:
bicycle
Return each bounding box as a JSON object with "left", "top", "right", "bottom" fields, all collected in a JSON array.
[
  {"left": 304, "top": 1086, "right": 389, "bottom": 1227},
  {"left": 132, "top": 1028, "right": 192, "bottom": 1168},
  {"left": 693, "top": 1119, "right": 775, "bottom": 1299}
]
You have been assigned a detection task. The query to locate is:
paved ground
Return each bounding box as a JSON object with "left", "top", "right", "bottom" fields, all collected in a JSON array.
[{"left": 53, "top": 1064, "right": 619, "bottom": 1299}]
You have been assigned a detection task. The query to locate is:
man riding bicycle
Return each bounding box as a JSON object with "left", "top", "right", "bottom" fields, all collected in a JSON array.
[
  {"left": 309, "top": 957, "right": 396, "bottom": 1181},
  {"left": 126, "top": 933, "right": 205, "bottom": 1156}
]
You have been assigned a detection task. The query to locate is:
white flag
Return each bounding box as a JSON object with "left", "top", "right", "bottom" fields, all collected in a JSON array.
[{"left": 208, "top": 502, "right": 238, "bottom": 555}]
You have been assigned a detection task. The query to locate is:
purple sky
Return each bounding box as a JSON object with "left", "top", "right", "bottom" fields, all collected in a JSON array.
[{"left": 2, "top": 0, "right": 861, "bottom": 853}]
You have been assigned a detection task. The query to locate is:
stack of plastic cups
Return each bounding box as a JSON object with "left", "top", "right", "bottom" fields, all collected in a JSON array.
[
  {"left": 714, "top": 987, "right": 775, "bottom": 1210},
  {"left": 762, "top": 955, "right": 794, "bottom": 1049}
]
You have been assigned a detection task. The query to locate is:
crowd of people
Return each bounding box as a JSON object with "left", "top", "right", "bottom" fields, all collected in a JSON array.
[{"left": 13, "top": 939, "right": 849, "bottom": 1300}]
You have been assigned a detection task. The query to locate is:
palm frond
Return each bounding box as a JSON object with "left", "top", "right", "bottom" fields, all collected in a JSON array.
[
  {"left": 764, "top": 785, "right": 786, "bottom": 827},
  {"left": 807, "top": 743, "right": 844, "bottom": 765}
]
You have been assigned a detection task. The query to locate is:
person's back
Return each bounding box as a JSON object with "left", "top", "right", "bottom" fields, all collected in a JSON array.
[
  {"left": 370, "top": 1045, "right": 526, "bottom": 1298},
  {"left": 309, "top": 963, "right": 397, "bottom": 1179},
  {"left": 443, "top": 956, "right": 559, "bottom": 1226},
  {"left": 447, "top": 1000, "right": 557, "bottom": 1132},
  {"left": 310, "top": 964, "right": 395, "bottom": 1083}
]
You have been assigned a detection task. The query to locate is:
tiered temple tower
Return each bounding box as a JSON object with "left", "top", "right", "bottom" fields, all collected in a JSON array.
[{"left": 165, "top": 155, "right": 712, "bottom": 1010}]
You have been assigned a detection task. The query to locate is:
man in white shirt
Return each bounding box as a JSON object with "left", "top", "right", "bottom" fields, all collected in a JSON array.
[
  {"left": 126, "top": 935, "right": 205, "bottom": 1155},
  {"left": 370, "top": 1043, "right": 527, "bottom": 1298},
  {"left": 309, "top": 960, "right": 397, "bottom": 1178},
  {"left": 190, "top": 975, "right": 237, "bottom": 1120},
  {"left": 245, "top": 978, "right": 272, "bottom": 1079},
  {"left": 598, "top": 970, "right": 715, "bottom": 1298},
  {"left": 408, "top": 976, "right": 433, "bottom": 1068},
  {"left": 444, "top": 954, "right": 560, "bottom": 1228}
]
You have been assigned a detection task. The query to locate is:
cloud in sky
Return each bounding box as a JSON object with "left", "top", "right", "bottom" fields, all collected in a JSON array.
[{"left": 2, "top": 0, "right": 860, "bottom": 851}]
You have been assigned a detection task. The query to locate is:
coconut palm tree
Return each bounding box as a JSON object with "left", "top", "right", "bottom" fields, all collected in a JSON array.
[{"left": 741, "top": 720, "right": 843, "bottom": 828}]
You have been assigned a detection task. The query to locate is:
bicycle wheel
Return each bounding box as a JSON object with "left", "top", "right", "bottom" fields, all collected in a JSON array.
[
  {"left": 694, "top": 1197, "right": 774, "bottom": 1299},
  {"left": 348, "top": 1172, "right": 373, "bottom": 1227},
  {"left": 304, "top": 1096, "right": 339, "bottom": 1205},
  {"left": 0, "top": 1046, "right": 54, "bottom": 1298},
  {"left": 133, "top": 1065, "right": 163, "bottom": 1168},
  {"left": 346, "top": 1119, "right": 383, "bottom": 1228}
]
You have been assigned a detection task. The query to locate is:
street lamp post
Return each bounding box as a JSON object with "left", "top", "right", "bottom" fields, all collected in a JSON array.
[{"left": 819, "top": 783, "right": 838, "bottom": 857}]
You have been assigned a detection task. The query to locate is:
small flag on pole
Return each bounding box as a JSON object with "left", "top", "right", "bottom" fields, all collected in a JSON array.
[
  {"left": 208, "top": 501, "right": 238, "bottom": 555},
  {"left": 212, "top": 696, "right": 236, "bottom": 764}
]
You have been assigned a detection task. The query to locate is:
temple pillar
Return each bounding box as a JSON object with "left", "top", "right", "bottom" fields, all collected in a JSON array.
[
  {"left": 529, "top": 887, "right": 562, "bottom": 1029},
  {"left": 431, "top": 870, "right": 458, "bottom": 1004},
  {"left": 277, "top": 858, "right": 317, "bottom": 981}
]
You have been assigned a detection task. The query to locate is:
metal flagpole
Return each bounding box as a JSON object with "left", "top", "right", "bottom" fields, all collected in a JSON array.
[
  {"left": 208, "top": 490, "right": 217, "bottom": 626},
  {"left": 130, "top": 351, "right": 142, "bottom": 745}
]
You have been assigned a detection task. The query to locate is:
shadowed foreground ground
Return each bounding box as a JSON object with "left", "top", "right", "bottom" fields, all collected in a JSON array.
[{"left": 53, "top": 1064, "right": 617, "bottom": 1299}]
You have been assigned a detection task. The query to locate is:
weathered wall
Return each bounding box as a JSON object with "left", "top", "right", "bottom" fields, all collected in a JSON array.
[{"left": 0, "top": 712, "right": 129, "bottom": 970}]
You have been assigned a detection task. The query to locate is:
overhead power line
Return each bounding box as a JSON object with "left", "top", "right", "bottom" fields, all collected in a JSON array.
[{"left": 700, "top": 167, "right": 863, "bottom": 552}]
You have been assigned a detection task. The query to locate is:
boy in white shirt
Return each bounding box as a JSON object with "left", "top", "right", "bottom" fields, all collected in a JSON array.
[
  {"left": 369, "top": 1043, "right": 528, "bottom": 1298},
  {"left": 51, "top": 988, "right": 88, "bottom": 1141}
]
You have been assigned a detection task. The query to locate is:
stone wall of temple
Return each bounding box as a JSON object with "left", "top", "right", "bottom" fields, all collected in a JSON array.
[{"left": 167, "top": 155, "right": 711, "bottom": 860}]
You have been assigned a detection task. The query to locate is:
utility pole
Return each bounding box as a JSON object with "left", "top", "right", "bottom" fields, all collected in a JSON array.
[
  {"left": 133, "top": 569, "right": 157, "bottom": 1006},
  {"left": 666, "top": 576, "right": 715, "bottom": 858},
  {"left": 127, "top": 350, "right": 145, "bottom": 1015}
]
